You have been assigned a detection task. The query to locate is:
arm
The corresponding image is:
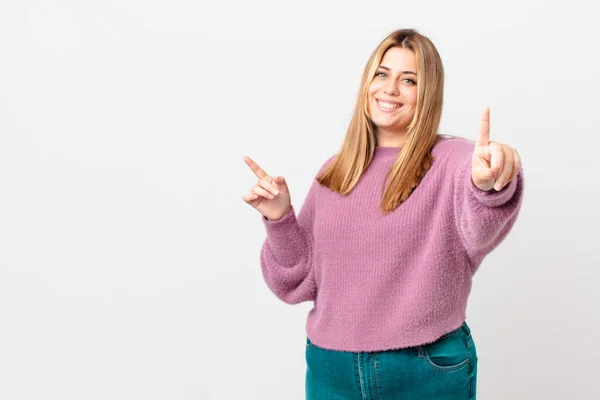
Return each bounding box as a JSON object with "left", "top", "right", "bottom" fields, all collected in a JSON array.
[
  {"left": 452, "top": 140, "right": 525, "bottom": 266},
  {"left": 259, "top": 174, "right": 320, "bottom": 304}
]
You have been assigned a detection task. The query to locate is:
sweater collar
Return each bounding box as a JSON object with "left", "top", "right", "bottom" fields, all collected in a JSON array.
[{"left": 373, "top": 146, "right": 402, "bottom": 159}]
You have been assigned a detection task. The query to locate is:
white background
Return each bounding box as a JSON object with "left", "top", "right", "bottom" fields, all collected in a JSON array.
[{"left": 0, "top": 1, "right": 598, "bottom": 399}]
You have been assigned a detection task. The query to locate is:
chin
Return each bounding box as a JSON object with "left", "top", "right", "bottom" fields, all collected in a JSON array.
[{"left": 371, "top": 118, "right": 407, "bottom": 131}]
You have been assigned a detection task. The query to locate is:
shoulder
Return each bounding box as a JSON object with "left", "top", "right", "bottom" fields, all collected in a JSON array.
[
  {"left": 432, "top": 135, "right": 475, "bottom": 159},
  {"left": 316, "top": 153, "right": 337, "bottom": 175}
]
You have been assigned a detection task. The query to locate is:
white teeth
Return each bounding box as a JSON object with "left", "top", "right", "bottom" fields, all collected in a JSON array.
[{"left": 378, "top": 100, "right": 401, "bottom": 109}]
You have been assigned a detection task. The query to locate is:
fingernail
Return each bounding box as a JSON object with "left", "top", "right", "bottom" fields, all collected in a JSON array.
[
  {"left": 273, "top": 189, "right": 279, "bottom": 195},
  {"left": 495, "top": 183, "right": 502, "bottom": 191}
]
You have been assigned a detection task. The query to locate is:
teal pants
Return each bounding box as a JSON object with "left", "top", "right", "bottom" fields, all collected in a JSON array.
[{"left": 305, "top": 322, "right": 477, "bottom": 400}]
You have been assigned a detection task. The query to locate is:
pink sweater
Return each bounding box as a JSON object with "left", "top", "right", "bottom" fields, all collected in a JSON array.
[{"left": 260, "top": 136, "right": 524, "bottom": 352}]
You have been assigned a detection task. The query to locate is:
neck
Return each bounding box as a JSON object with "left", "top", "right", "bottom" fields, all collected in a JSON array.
[{"left": 376, "top": 128, "right": 408, "bottom": 147}]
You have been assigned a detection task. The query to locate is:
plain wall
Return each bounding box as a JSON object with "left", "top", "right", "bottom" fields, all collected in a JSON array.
[{"left": 0, "top": 0, "right": 598, "bottom": 399}]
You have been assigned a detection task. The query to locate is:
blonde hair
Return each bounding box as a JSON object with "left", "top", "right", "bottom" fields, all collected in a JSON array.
[{"left": 316, "top": 29, "right": 445, "bottom": 213}]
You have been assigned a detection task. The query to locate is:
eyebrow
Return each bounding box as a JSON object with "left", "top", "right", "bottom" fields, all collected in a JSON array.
[{"left": 378, "top": 65, "right": 417, "bottom": 75}]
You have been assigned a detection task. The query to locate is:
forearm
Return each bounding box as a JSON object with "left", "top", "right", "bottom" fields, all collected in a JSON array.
[
  {"left": 259, "top": 204, "right": 316, "bottom": 304},
  {"left": 454, "top": 154, "right": 525, "bottom": 261}
]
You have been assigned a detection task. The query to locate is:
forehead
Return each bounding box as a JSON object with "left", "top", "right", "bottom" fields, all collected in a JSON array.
[{"left": 379, "top": 47, "right": 416, "bottom": 70}]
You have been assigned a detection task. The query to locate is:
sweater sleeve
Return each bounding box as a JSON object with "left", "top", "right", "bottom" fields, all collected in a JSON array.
[
  {"left": 259, "top": 173, "right": 320, "bottom": 305},
  {"left": 451, "top": 140, "right": 525, "bottom": 267}
]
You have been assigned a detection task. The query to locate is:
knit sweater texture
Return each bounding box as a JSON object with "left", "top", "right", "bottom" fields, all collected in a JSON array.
[{"left": 260, "top": 136, "right": 524, "bottom": 352}]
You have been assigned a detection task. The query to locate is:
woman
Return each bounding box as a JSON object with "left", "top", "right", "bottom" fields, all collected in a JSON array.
[{"left": 242, "top": 29, "right": 524, "bottom": 400}]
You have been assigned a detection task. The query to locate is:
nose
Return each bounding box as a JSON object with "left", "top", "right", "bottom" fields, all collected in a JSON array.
[{"left": 383, "top": 80, "right": 399, "bottom": 96}]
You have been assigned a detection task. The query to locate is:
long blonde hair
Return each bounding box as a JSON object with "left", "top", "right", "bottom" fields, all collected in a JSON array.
[{"left": 316, "top": 29, "right": 445, "bottom": 213}]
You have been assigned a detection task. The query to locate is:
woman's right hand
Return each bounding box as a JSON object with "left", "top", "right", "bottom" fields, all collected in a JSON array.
[{"left": 242, "top": 156, "right": 291, "bottom": 221}]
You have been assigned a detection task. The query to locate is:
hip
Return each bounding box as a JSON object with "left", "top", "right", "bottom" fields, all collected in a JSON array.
[{"left": 305, "top": 321, "right": 478, "bottom": 400}]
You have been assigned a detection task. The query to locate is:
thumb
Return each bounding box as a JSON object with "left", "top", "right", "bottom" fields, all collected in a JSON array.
[{"left": 273, "top": 176, "right": 289, "bottom": 192}]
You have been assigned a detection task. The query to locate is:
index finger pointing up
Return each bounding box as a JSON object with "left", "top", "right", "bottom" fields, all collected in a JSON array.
[
  {"left": 476, "top": 106, "right": 490, "bottom": 148},
  {"left": 243, "top": 155, "right": 270, "bottom": 180}
]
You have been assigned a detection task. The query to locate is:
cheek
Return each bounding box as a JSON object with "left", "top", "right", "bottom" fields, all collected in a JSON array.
[
  {"left": 368, "top": 82, "right": 383, "bottom": 97},
  {"left": 401, "top": 92, "right": 413, "bottom": 104},
  {"left": 401, "top": 89, "right": 418, "bottom": 106},
  {"left": 367, "top": 87, "right": 379, "bottom": 112}
]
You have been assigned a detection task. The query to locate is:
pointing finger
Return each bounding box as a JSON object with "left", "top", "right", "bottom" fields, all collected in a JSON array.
[
  {"left": 475, "top": 106, "right": 490, "bottom": 148},
  {"left": 243, "top": 156, "right": 270, "bottom": 180}
]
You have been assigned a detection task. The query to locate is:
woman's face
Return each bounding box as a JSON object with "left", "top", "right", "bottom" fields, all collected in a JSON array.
[{"left": 367, "top": 47, "right": 418, "bottom": 143}]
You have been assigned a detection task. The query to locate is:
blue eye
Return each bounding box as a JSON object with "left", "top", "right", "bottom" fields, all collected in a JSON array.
[
  {"left": 375, "top": 72, "right": 386, "bottom": 78},
  {"left": 403, "top": 78, "right": 417, "bottom": 85}
]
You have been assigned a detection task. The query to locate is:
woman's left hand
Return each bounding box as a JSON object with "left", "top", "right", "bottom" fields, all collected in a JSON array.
[{"left": 471, "top": 106, "right": 522, "bottom": 192}]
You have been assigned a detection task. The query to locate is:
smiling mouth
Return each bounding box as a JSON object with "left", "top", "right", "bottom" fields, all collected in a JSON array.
[{"left": 376, "top": 99, "right": 403, "bottom": 112}]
